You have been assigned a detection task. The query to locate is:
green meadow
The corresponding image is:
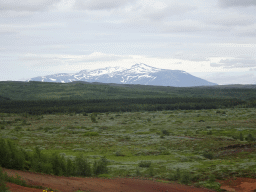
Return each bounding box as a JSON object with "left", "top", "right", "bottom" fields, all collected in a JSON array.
[{"left": 0, "top": 81, "right": 256, "bottom": 191}]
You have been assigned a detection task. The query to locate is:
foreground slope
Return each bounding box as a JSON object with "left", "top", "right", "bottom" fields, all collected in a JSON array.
[{"left": 4, "top": 168, "right": 215, "bottom": 192}]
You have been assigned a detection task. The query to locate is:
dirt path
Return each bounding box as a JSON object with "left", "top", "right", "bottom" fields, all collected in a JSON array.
[{"left": 3, "top": 168, "right": 215, "bottom": 192}]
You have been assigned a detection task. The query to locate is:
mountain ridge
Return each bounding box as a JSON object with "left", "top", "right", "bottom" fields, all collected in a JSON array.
[{"left": 27, "top": 63, "right": 217, "bottom": 87}]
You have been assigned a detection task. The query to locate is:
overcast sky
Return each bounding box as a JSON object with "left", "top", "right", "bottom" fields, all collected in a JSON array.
[{"left": 1, "top": 0, "right": 256, "bottom": 85}]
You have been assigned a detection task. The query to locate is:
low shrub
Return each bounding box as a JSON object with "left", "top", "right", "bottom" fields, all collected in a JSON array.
[
  {"left": 115, "top": 151, "right": 125, "bottom": 156},
  {"left": 202, "top": 151, "right": 214, "bottom": 160},
  {"left": 161, "top": 150, "right": 170, "bottom": 155},
  {"left": 74, "top": 154, "right": 92, "bottom": 177},
  {"left": 138, "top": 161, "right": 151, "bottom": 167},
  {"left": 168, "top": 168, "right": 181, "bottom": 181},
  {"left": 148, "top": 166, "right": 154, "bottom": 177},
  {"left": 207, "top": 130, "right": 212, "bottom": 135},
  {"left": 84, "top": 132, "right": 99, "bottom": 136},
  {"left": 245, "top": 133, "right": 255, "bottom": 142},
  {"left": 91, "top": 113, "right": 98, "bottom": 123},
  {"left": 239, "top": 133, "right": 244, "bottom": 141},
  {"left": 14, "top": 126, "right": 22, "bottom": 131},
  {"left": 93, "top": 156, "right": 108, "bottom": 176},
  {"left": 136, "top": 167, "right": 141, "bottom": 176},
  {"left": 5, "top": 173, "right": 27, "bottom": 187},
  {"left": 97, "top": 174, "right": 111, "bottom": 178},
  {"left": 162, "top": 130, "right": 170, "bottom": 136},
  {"left": 180, "top": 171, "right": 191, "bottom": 185}
]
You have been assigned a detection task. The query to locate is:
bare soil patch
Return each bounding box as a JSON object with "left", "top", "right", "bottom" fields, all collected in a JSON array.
[{"left": 218, "top": 177, "right": 256, "bottom": 192}]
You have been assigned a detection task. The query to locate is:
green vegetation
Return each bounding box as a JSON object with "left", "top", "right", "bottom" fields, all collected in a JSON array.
[
  {"left": 0, "top": 167, "right": 9, "bottom": 192},
  {"left": 0, "top": 140, "right": 108, "bottom": 177},
  {"left": 0, "top": 81, "right": 256, "bottom": 191}
]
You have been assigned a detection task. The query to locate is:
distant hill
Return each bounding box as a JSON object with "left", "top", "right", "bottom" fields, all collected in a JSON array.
[
  {"left": 1, "top": 80, "right": 256, "bottom": 102},
  {"left": 27, "top": 63, "right": 217, "bottom": 87}
]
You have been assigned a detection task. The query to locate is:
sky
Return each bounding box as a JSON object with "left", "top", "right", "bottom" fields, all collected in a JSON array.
[{"left": 1, "top": 0, "right": 256, "bottom": 85}]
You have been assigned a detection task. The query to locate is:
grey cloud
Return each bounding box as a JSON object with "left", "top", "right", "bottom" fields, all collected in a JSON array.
[
  {"left": 20, "top": 53, "right": 132, "bottom": 66},
  {"left": 143, "top": 4, "right": 196, "bottom": 21},
  {"left": 20, "top": 54, "right": 65, "bottom": 66},
  {"left": 0, "top": 25, "right": 18, "bottom": 35},
  {"left": 210, "top": 58, "right": 256, "bottom": 68},
  {"left": 219, "top": 0, "right": 256, "bottom": 8},
  {"left": 74, "top": 0, "right": 136, "bottom": 10},
  {"left": 163, "top": 20, "right": 218, "bottom": 33},
  {"left": 0, "top": 0, "right": 62, "bottom": 12},
  {"left": 235, "top": 25, "right": 256, "bottom": 37},
  {"left": 206, "top": 14, "right": 255, "bottom": 26},
  {"left": 77, "top": 54, "right": 132, "bottom": 63},
  {"left": 174, "top": 53, "right": 209, "bottom": 62}
]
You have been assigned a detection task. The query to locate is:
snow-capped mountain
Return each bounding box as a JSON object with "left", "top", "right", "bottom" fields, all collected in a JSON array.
[{"left": 27, "top": 63, "right": 217, "bottom": 87}]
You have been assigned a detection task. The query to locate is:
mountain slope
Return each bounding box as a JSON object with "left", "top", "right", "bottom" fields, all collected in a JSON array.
[{"left": 27, "top": 63, "right": 217, "bottom": 87}]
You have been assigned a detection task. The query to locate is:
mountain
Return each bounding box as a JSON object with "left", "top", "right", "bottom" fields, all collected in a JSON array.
[{"left": 27, "top": 63, "right": 217, "bottom": 87}]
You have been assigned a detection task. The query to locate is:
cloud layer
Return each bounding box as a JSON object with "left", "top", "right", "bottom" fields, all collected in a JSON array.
[
  {"left": 74, "top": 0, "right": 136, "bottom": 10},
  {"left": 1, "top": 0, "right": 256, "bottom": 84},
  {"left": 0, "top": 0, "right": 62, "bottom": 12},
  {"left": 211, "top": 58, "right": 256, "bottom": 69},
  {"left": 219, "top": 0, "right": 256, "bottom": 8}
]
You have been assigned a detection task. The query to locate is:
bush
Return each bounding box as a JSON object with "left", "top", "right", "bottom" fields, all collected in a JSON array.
[
  {"left": 84, "top": 132, "right": 99, "bottom": 136},
  {"left": 239, "top": 133, "right": 244, "bottom": 141},
  {"left": 14, "top": 126, "right": 22, "bottom": 131},
  {"left": 138, "top": 161, "right": 151, "bottom": 168},
  {"left": 161, "top": 150, "right": 170, "bottom": 155},
  {"left": 162, "top": 130, "right": 170, "bottom": 136},
  {"left": 93, "top": 156, "right": 108, "bottom": 176},
  {"left": 148, "top": 166, "right": 154, "bottom": 177},
  {"left": 207, "top": 130, "right": 212, "bottom": 135},
  {"left": 66, "top": 158, "right": 74, "bottom": 176},
  {"left": 208, "top": 174, "right": 216, "bottom": 182},
  {"left": 181, "top": 172, "right": 191, "bottom": 185},
  {"left": 91, "top": 113, "right": 97, "bottom": 123},
  {"left": 51, "top": 153, "right": 66, "bottom": 176},
  {"left": 115, "top": 151, "right": 125, "bottom": 156},
  {"left": 245, "top": 133, "right": 255, "bottom": 142},
  {"left": 136, "top": 167, "right": 141, "bottom": 176},
  {"left": 124, "top": 135, "right": 131, "bottom": 140},
  {"left": 202, "top": 151, "right": 214, "bottom": 160},
  {"left": 168, "top": 168, "right": 181, "bottom": 181},
  {"left": 74, "top": 154, "right": 91, "bottom": 177}
]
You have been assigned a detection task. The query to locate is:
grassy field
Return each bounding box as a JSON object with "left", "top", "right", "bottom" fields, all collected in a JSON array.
[{"left": 1, "top": 107, "right": 256, "bottom": 191}]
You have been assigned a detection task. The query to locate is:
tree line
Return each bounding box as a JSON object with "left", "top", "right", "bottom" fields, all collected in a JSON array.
[
  {"left": 0, "top": 138, "right": 108, "bottom": 177},
  {"left": 0, "top": 96, "right": 251, "bottom": 115}
]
